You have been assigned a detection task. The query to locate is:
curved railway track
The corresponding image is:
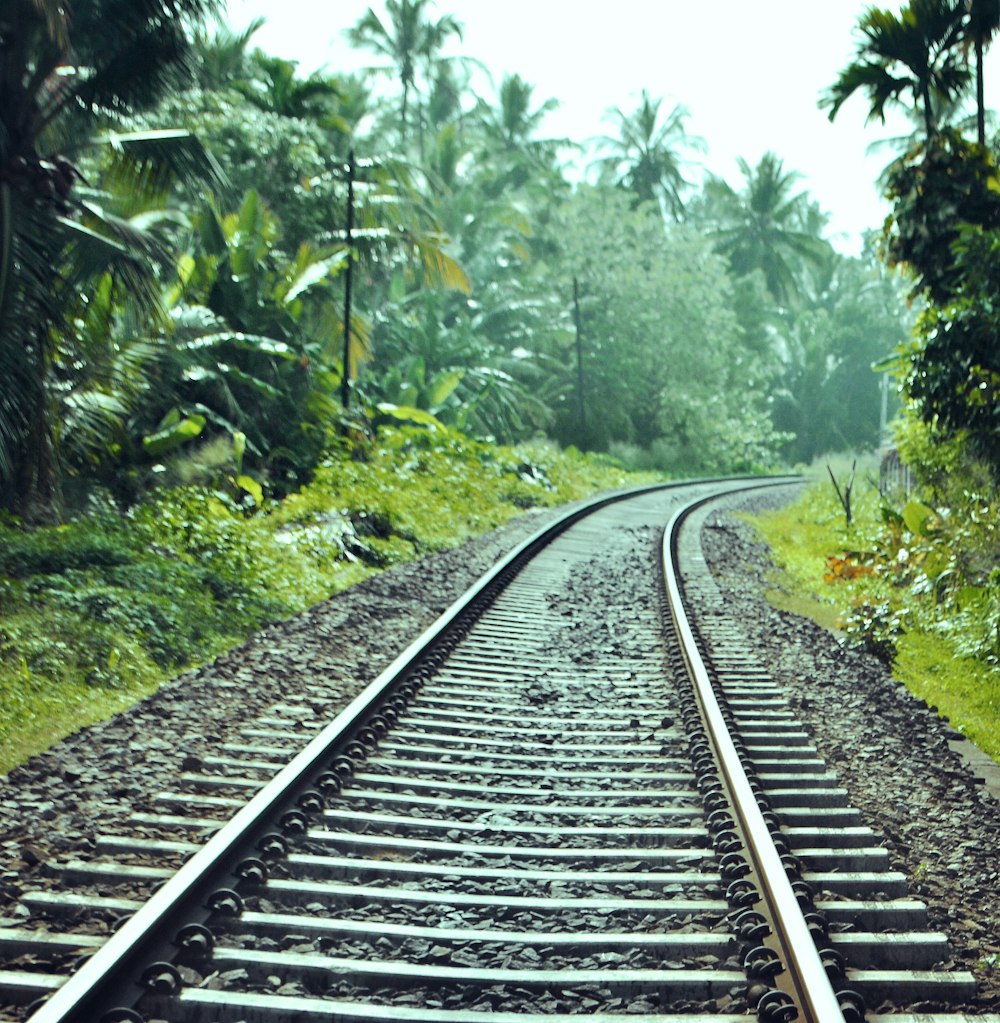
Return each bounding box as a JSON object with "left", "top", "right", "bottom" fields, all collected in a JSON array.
[{"left": 1, "top": 478, "right": 997, "bottom": 1023}]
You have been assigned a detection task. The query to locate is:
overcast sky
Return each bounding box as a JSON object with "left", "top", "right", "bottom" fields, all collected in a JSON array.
[{"left": 223, "top": 1, "right": 1000, "bottom": 255}]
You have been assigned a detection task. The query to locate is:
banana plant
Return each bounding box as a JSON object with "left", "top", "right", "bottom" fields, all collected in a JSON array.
[
  {"left": 367, "top": 289, "right": 549, "bottom": 442},
  {"left": 138, "top": 191, "right": 365, "bottom": 486}
]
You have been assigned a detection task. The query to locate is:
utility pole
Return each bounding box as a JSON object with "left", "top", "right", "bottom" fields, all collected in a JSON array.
[
  {"left": 341, "top": 149, "right": 356, "bottom": 410},
  {"left": 573, "top": 277, "right": 587, "bottom": 441}
]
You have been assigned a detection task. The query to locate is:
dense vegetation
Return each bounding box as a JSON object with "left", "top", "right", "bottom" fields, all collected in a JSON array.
[
  {"left": 0, "top": 429, "right": 656, "bottom": 771},
  {"left": 749, "top": 0, "right": 1000, "bottom": 763},
  {"left": 3, "top": 0, "right": 1000, "bottom": 768},
  {"left": 749, "top": 441, "right": 1000, "bottom": 761},
  {"left": 2, "top": 0, "right": 910, "bottom": 529}
]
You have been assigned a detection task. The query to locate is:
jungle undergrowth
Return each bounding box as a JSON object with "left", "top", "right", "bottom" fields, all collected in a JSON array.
[
  {"left": 0, "top": 426, "right": 659, "bottom": 773},
  {"left": 747, "top": 455, "right": 1000, "bottom": 762}
]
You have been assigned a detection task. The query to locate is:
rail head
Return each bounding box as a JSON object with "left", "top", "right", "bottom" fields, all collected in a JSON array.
[
  {"left": 661, "top": 488, "right": 847, "bottom": 1023},
  {"left": 25, "top": 475, "right": 800, "bottom": 1023}
]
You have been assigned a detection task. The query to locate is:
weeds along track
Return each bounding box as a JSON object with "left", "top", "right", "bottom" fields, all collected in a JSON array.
[{"left": 1, "top": 480, "right": 996, "bottom": 1023}]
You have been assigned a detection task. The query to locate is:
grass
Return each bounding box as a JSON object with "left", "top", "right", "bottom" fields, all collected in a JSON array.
[
  {"left": 746, "top": 470, "right": 1000, "bottom": 763},
  {"left": 0, "top": 428, "right": 661, "bottom": 774}
]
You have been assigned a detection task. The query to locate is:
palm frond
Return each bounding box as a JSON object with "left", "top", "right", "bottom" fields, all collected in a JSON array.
[
  {"left": 97, "top": 129, "right": 227, "bottom": 196},
  {"left": 58, "top": 214, "right": 161, "bottom": 311}
]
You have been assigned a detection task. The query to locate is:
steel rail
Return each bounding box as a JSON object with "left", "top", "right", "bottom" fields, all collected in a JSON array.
[
  {"left": 662, "top": 495, "right": 847, "bottom": 1023},
  {"left": 27, "top": 477, "right": 789, "bottom": 1023}
]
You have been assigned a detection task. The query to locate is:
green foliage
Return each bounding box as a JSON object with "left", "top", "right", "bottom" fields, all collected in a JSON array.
[
  {"left": 0, "top": 605, "right": 163, "bottom": 771},
  {"left": 594, "top": 91, "right": 704, "bottom": 221},
  {"left": 135, "top": 86, "right": 341, "bottom": 248},
  {"left": 771, "top": 252, "right": 911, "bottom": 464},
  {"left": 824, "top": 2, "right": 1000, "bottom": 482},
  {"left": 0, "top": 523, "right": 131, "bottom": 577},
  {"left": 821, "top": 0, "right": 969, "bottom": 142},
  {"left": 840, "top": 595, "right": 910, "bottom": 662},
  {"left": 0, "top": 0, "right": 225, "bottom": 521},
  {"left": 902, "top": 221, "right": 1000, "bottom": 471},
  {"left": 543, "top": 186, "right": 789, "bottom": 470},
  {"left": 748, "top": 470, "right": 1000, "bottom": 760},
  {"left": 883, "top": 130, "right": 1000, "bottom": 302},
  {"left": 0, "top": 429, "right": 658, "bottom": 772},
  {"left": 893, "top": 412, "right": 995, "bottom": 496},
  {"left": 701, "top": 152, "right": 834, "bottom": 308}
]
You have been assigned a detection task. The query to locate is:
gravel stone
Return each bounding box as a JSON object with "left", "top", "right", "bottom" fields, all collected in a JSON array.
[
  {"left": 699, "top": 485, "right": 1000, "bottom": 1010},
  {"left": 3, "top": 485, "right": 999, "bottom": 1016}
]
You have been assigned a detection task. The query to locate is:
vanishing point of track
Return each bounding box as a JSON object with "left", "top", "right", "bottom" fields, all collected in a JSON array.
[{"left": 3, "top": 478, "right": 996, "bottom": 1023}]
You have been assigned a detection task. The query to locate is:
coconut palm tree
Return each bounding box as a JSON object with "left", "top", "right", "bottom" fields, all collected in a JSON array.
[
  {"left": 705, "top": 153, "right": 834, "bottom": 308},
  {"left": 191, "top": 15, "right": 265, "bottom": 89},
  {"left": 866, "top": 92, "right": 990, "bottom": 187},
  {"left": 593, "top": 91, "right": 704, "bottom": 221},
  {"left": 478, "top": 74, "right": 559, "bottom": 152},
  {"left": 347, "top": 0, "right": 463, "bottom": 148},
  {"left": 0, "top": 0, "right": 222, "bottom": 520},
  {"left": 235, "top": 53, "right": 347, "bottom": 130},
  {"left": 822, "top": 0, "right": 969, "bottom": 145}
]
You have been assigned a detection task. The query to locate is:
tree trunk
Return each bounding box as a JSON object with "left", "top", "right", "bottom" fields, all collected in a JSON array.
[
  {"left": 977, "top": 37, "right": 986, "bottom": 146},
  {"left": 401, "top": 80, "right": 410, "bottom": 145},
  {"left": 10, "top": 374, "right": 61, "bottom": 524},
  {"left": 922, "top": 80, "right": 935, "bottom": 144}
]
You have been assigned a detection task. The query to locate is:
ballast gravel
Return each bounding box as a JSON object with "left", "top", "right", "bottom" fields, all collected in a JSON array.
[
  {"left": 1, "top": 509, "right": 566, "bottom": 896},
  {"left": 2, "top": 485, "right": 1000, "bottom": 1016},
  {"left": 700, "top": 485, "right": 1000, "bottom": 1011}
]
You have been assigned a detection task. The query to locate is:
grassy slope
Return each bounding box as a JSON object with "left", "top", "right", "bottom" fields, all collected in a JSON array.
[
  {"left": 747, "top": 480, "right": 1000, "bottom": 762},
  {"left": 0, "top": 430, "right": 660, "bottom": 773}
]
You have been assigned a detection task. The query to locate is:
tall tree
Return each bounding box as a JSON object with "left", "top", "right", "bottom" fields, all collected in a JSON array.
[
  {"left": 347, "top": 0, "right": 462, "bottom": 147},
  {"left": 965, "top": 0, "right": 1000, "bottom": 144},
  {"left": 594, "top": 91, "right": 704, "bottom": 221},
  {"left": 473, "top": 74, "right": 567, "bottom": 195},
  {"left": 704, "top": 153, "right": 833, "bottom": 307},
  {"left": 0, "top": 0, "right": 222, "bottom": 520},
  {"left": 821, "top": 0, "right": 969, "bottom": 145},
  {"left": 191, "top": 15, "right": 265, "bottom": 89},
  {"left": 480, "top": 74, "right": 559, "bottom": 152},
  {"left": 235, "top": 53, "right": 346, "bottom": 127}
]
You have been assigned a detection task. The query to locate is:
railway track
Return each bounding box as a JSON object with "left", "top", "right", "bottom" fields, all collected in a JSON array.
[{"left": 1, "top": 478, "right": 996, "bottom": 1022}]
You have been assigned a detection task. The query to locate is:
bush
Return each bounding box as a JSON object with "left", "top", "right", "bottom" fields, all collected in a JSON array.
[
  {"left": 748, "top": 462, "right": 1000, "bottom": 760},
  {"left": 0, "top": 523, "right": 132, "bottom": 577},
  {"left": 0, "top": 426, "right": 662, "bottom": 772}
]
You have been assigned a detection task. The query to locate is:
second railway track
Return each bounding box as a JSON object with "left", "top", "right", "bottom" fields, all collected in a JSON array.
[{"left": 1, "top": 479, "right": 997, "bottom": 1022}]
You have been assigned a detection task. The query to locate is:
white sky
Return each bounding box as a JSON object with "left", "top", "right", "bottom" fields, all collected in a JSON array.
[{"left": 222, "top": 0, "right": 1000, "bottom": 255}]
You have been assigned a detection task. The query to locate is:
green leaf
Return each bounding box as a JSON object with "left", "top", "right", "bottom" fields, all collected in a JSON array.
[
  {"left": 99, "top": 130, "right": 227, "bottom": 193},
  {"left": 284, "top": 250, "right": 348, "bottom": 303},
  {"left": 142, "top": 413, "right": 206, "bottom": 456},
  {"left": 426, "top": 369, "right": 464, "bottom": 408},
  {"left": 375, "top": 403, "right": 446, "bottom": 430},
  {"left": 902, "top": 500, "right": 936, "bottom": 537},
  {"left": 184, "top": 332, "right": 296, "bottom": 359},
  {"left": 233, "top": 473, "right": 263, "bottom": 506},
  {"left": 217, "top": 363, "right": 283, "bottom": 399},
  {"left": 956, "top": 585, "right": 987, "bottom": 610},
  {"left": 922, "top": 551, "right": 951, "bottom": 581},
  {"left": 233, "top": 430, "right": 247, "bottom": 472}
]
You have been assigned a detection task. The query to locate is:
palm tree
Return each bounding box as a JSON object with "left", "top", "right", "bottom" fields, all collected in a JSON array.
[
  {"left": 235, "top": 53, "right": 347, "bottom": 128},
  {"left": 866, "top": 92, "right": 989, "bottom": 186},
  {"left": 191, "top": 15, "right": 265, "bottom": 89},
  {"left": 705, "top": 153, "right": 834, "bottom": 307},
  {"left": 593, "top": 91, "right": 704, "bottom": 221},
  {"left": 347, "top": 0, "right": 463, "bottom": 147},
  {"left": 965, "top": 0, "right": 1000, "bottom": 144},
  {"left": 822, "top": 0, "right": 969, "bottom": 145},
  {"left": 0, "top": 0, "right": 222, "bottom": 520},
  {"left": 478, "top": 74, "right": 560, "bottom": 153},
  {"left": 472, "top": 74, "right": 568, "bottom": 196}
]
